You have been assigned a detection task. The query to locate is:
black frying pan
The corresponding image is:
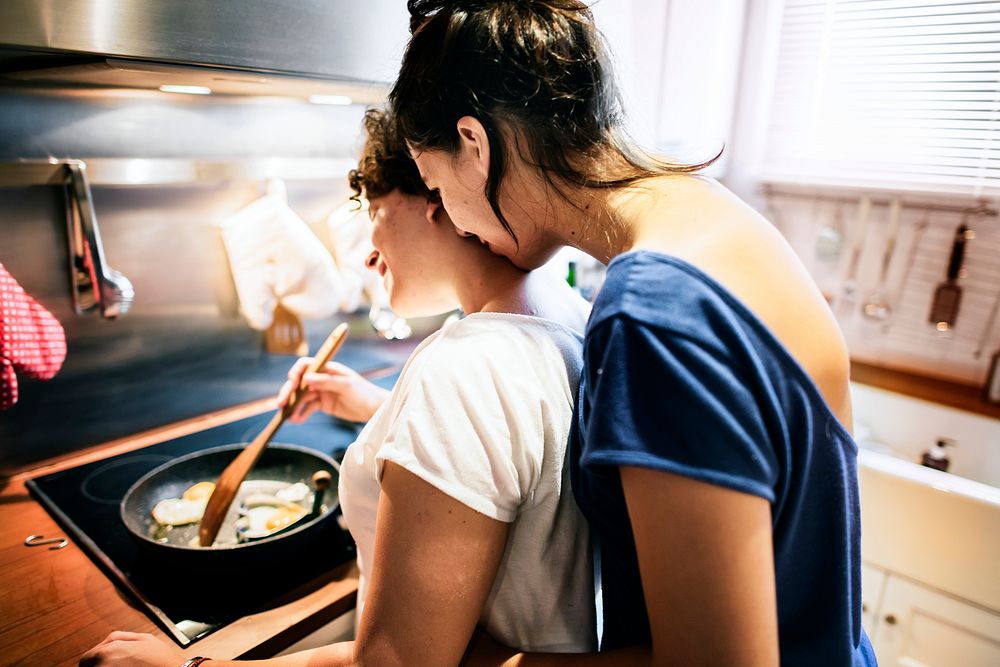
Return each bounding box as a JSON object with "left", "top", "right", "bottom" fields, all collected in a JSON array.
[{"left": 121, "top": 443, "right": 341, "bottom": 575}]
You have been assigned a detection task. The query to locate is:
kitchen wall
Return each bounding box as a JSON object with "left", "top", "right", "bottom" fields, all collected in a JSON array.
[
  {"left": 0, "top": 89, "right": 393, "bottom": 472},
  {"left": 597, "top": 0, "right": 1000, "bottom": 392},
  {"left": 760, "top": 192, "right": 1000, "bottom": 386},
  {"left": 718, "top": 0, "right": 1000, "bottom": 390}
]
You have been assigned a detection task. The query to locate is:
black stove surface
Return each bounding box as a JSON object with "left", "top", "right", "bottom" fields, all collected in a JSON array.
[{"left": 26, "top": 410, "right": 372, "bottom": 647}]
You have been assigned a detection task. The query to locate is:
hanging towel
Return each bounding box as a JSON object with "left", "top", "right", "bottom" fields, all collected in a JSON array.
[
  {"left": 0, "top": 263, "right": 68, "bottom": 410},
  {"left": 220, "top": 183, "right": 344, "bottom": 330}
]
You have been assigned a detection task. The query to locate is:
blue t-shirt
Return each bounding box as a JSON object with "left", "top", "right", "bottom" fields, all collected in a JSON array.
[{"left": 571, "top": 251, "right": 877, "bottom": 666}]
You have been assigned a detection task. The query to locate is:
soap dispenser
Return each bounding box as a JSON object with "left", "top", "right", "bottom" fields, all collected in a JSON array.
[{"left": 921, "top": 438, "right": 954, "bottom": 472}]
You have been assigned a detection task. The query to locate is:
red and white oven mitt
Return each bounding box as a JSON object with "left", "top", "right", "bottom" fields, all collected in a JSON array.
[{"left": 0, "top": 263, "right": 67, "bottom": 410}]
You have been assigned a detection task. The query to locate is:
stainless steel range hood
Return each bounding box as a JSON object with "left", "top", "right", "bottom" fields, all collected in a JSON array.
[{"left": 0, "top": 0, "right": 409, "bottom": 101}]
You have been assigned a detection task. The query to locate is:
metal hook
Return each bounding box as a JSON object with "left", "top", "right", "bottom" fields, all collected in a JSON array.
[{"left": 24, "top": 534, "right": 69, "bottom": 550}]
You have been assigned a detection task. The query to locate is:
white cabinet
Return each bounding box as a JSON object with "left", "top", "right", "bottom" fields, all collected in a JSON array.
[
  {"left": 871, "top": 574, "right": 1000, "bottom": 666},
  {"left": 861, "top": 562, "right": 889, "bottom": 638}
]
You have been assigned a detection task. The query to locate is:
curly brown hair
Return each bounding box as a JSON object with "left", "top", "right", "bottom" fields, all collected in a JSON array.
[{"left": 348, "top": 108, "right": 439, "bottom": 208}]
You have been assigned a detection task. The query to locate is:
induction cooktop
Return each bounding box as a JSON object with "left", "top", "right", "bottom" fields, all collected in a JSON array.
[{"left": 27, "top": 411, "right": 365, "bottom": 646}]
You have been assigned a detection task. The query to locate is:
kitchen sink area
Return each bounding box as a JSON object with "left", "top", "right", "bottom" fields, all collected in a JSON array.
[{"left": 851, "top": 382, "right": 1000, "bottom": 664}]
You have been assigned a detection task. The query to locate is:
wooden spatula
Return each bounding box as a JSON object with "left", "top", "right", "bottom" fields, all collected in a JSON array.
[
  {"left": 265, "top": 301, "right": 308, "bottom": 356},
  {"left": 198, "top": 322, "right": 349, "bottom": 547}
]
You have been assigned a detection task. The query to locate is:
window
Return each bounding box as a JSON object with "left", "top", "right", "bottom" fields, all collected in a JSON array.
[
  {"left": 592, "top": 0, "right": 746, "bottom": 173},
  {"left": 759, "top": 0, "right": 1000, "bottom": 196}
]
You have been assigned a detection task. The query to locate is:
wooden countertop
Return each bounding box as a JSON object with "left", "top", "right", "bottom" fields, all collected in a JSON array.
[{"left": 0, "top": 399, "right": 361, "bottom": 667}]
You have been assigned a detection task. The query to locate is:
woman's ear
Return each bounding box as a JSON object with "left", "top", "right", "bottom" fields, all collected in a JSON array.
[
  {"left": 455, "top": 116, "right": 490, "bottom": 181},
  {"left": 424, "top": 199, "right": 443, "bottom": 225}
]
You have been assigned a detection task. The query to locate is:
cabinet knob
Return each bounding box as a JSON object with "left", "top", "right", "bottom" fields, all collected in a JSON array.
[
  {"left": 884, "top": 614, "right": 897, "bottom": 626},
  {"left": 862, "top": 603, "right": 869, "bottom": 613}
]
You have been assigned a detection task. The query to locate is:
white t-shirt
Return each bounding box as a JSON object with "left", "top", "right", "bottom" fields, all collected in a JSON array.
[{"left": 339, "top": 312, "right": 596, "bottom": 653}]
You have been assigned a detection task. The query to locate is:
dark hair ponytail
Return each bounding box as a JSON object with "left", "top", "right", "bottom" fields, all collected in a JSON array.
[{"left": 390, "top": 0, "right": 718, "bottom": 243}]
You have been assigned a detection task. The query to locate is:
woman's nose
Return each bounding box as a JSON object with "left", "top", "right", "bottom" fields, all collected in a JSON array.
[{"left": 365, "top": 250, "right": 379, "bottom": 270}]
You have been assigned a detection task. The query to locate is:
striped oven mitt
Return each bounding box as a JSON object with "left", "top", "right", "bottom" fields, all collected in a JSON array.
[{"left": 0, "top": 263, "right": 67, "bottom": 410}]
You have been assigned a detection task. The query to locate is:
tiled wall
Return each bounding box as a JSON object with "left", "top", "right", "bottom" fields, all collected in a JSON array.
[{"left": 767, "top": 193, "right": 1000, "bottom": 386}]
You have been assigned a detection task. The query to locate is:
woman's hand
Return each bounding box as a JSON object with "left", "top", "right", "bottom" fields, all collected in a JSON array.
[
  {"left": 80, "top": 631, "right": 184, "bottom": 666},
  {"left": 277, "top": 359, "right": 389, "bottom": 424}
]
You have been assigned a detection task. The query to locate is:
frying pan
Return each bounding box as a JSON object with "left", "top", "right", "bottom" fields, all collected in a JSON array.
[{"left": 121, "top": 443, "right": 341, "bottom": 575}]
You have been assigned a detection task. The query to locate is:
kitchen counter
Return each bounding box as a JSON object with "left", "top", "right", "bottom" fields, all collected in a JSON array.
[{"left": 0, "top": 336, "right": 421, "bottom": 666}]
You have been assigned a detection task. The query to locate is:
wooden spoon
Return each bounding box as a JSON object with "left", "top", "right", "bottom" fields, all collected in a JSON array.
[{"left": 198, "top": 322, "right": 349, "bottom": 546}]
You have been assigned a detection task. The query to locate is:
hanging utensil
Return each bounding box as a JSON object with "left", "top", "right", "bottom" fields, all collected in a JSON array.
[
  {"left": 974, "top": 287, "right": 1000, "bottom": 359},
  {"left": 862, "top": 198, "right": 903, "bottom": 322},
  {"left": 815, "top": 203, "right": 845, "bottom": 263},
  {"left": 984, "top": 347, "right": 1000, "bottom": 405},
  {"left": 928, "top": 221, "right": 973, "bottom": 332},
  {"left": 265, "top": 301, "right": 308, "bottom": 356},
  {"left": 883, "top": 215, "right": 929, "bottom": 334},
  {"left": 835, "top": 195, "right": 871, "bottom": 318},
  {"left": 199, "top": 322, "right": 348, "bottom": 547}
]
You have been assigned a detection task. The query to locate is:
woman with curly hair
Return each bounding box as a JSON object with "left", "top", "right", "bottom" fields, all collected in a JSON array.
[{"left": 81, "top": 109, "right": 595, "bottom": 667}]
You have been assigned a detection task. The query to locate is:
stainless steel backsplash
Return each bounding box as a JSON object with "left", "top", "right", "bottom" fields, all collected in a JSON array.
[{"left": 0, "top": 89, "right": 388, "bottom": 472}]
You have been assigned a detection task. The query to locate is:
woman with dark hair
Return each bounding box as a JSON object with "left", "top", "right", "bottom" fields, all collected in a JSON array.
[
  {"left": 81, "top": 109, "right": 595, "bottom": 667},
  {"left": 391, "top": 1, "right": 877, "bottom": 665}
]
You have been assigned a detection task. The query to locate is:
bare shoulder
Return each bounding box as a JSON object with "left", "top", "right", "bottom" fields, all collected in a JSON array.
[{"left": 634, "top": 177, "right": 853, "bottom": 430}]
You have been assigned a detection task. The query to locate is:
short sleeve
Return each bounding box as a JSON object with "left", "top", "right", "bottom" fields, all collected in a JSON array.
[
  {"left": 374, "top": 336, "right": 543, "bottom": 522},
  {"left": 580, "top": 316, "right": 778, "bottom": 501}
]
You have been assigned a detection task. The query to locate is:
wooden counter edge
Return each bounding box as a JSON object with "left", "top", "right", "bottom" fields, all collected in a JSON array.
[
  {"left": 194, "top": 560, "right": 359, "bottom": 661},
  {"left": 851, "top": 360, "right": 1000, "bottom": 420}
]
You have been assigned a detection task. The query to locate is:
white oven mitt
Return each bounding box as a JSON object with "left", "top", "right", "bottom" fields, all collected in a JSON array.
[
  {"left": 221, "top": 183, "right": 344, "bottom": 330},
  {"left": 326, "top": 201, "right": 390, "bottom": 313}
]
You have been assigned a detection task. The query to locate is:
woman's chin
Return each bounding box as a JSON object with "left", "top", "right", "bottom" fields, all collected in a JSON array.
[{"left": 511, "top": 244, "right": 561, "bottom": 272}]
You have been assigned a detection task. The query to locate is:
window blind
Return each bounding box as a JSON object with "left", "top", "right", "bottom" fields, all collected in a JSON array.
[{"left": 760, "top": 0, "right": 1000, "bottom": 195}]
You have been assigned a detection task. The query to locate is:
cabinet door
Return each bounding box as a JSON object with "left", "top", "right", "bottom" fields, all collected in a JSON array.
[
  {"left": 861, "top": 562, "right": 888, "bottom": 638},
  {"left": 873, "top": 575, "right": 1000, "bottom": 666}
]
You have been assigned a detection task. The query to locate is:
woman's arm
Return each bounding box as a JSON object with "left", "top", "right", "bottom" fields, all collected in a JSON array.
[
  {"left": 462, "top": 466, "right": 778, "bottom": 667},
  {"left": 622, "top": 465, "right": 779, "bottom": 666},
  {"left": 354, "top": 460, "right": 510, "bottom": 666}
]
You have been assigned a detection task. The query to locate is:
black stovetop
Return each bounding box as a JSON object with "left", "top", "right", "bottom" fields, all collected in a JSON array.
[{"left": 26, "top": 410, "right": 370, "bottom": 647}]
